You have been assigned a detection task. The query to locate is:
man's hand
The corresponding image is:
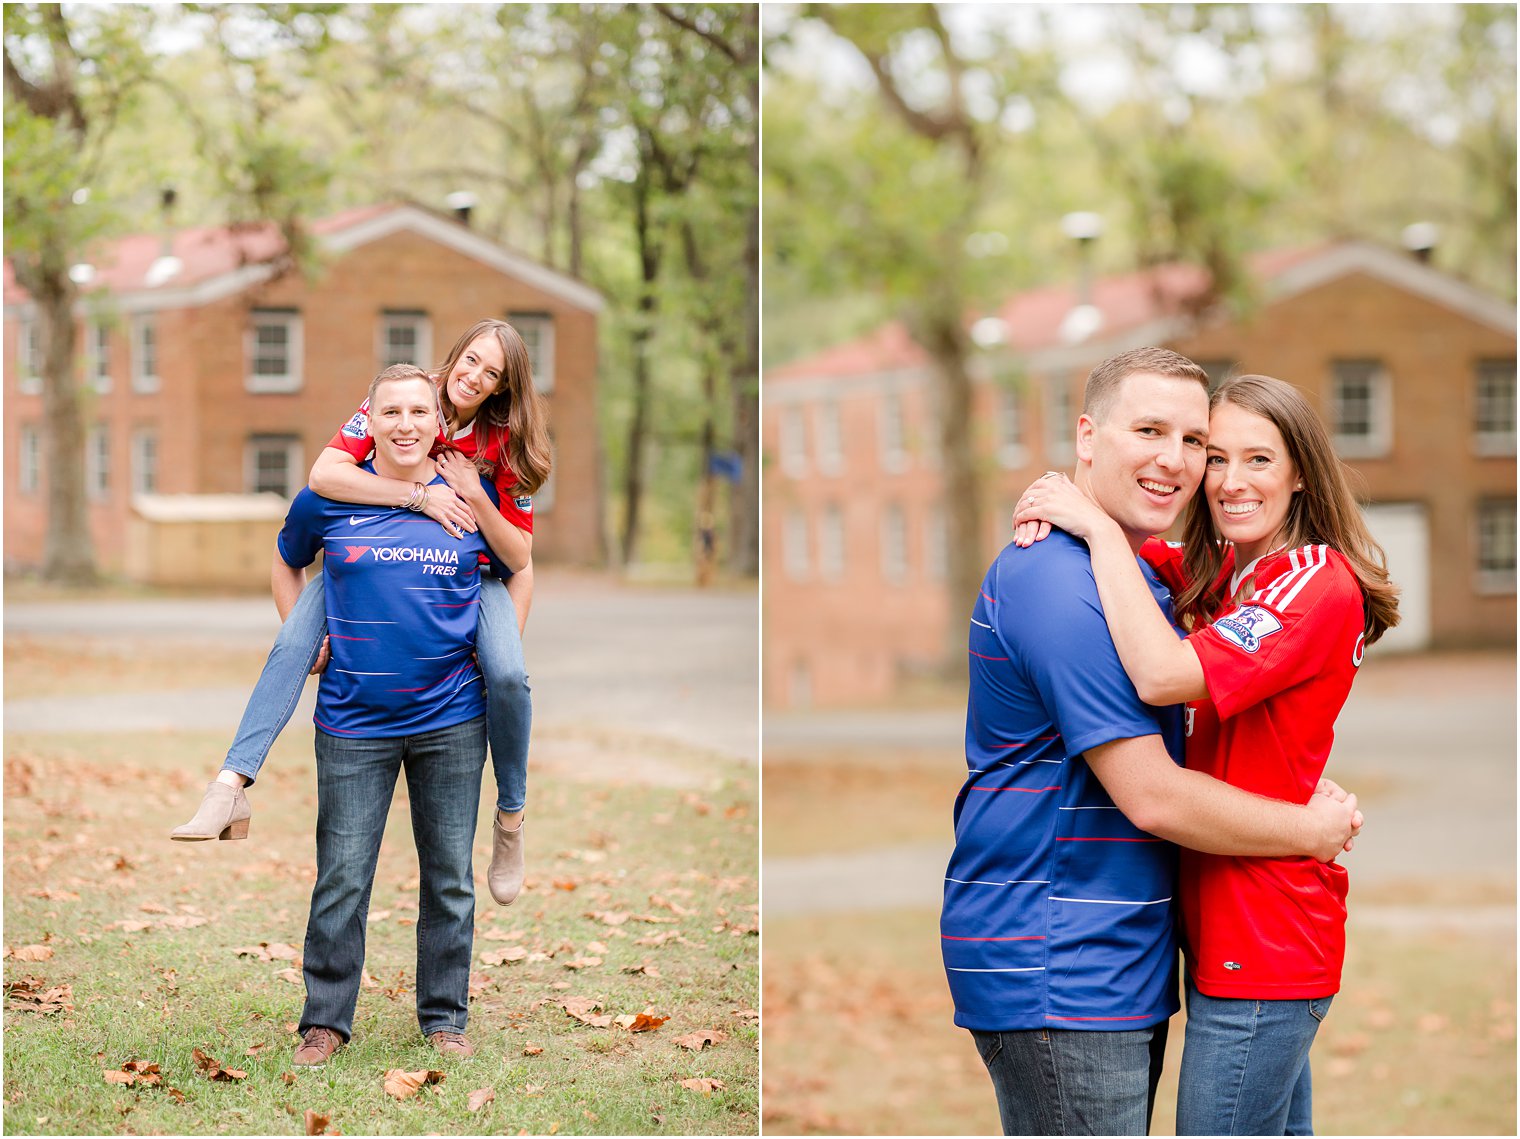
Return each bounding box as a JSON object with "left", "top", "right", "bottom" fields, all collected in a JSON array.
[
  {"left": 310, "top": 634, "right": 331, "bottom": 676},
  {"left": 1314, "top": 777, "right": 1363, "bottom": 853},
  {"left": 1304, "top": 788, "right": 1361, "bottom": 862}
]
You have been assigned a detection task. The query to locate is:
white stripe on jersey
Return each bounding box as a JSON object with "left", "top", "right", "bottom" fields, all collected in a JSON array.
[
  {"left": 416, "top": 647, "right": 473, "bottom": 661},
  {"left": 947, "top": 966, "right": 1047, "bottom": 973},
  {"left": 1049, "top": 895, "right": 1172, "bottom": 906},
  {"left": 328, "top": 617, "right": 398, "bottom": 625},
  {"left": 1258, "top": 545, "right": 1327, "bottom": 611},
  {"left": 971, "top": 616, "right": 993, "bottom": 630}
]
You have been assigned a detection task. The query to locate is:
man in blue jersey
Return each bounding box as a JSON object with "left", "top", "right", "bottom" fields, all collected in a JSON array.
[
  {"left": 279, "top": 365, "right": 501, "bottom": 1068},
  {"left": 942, "top": 347, "right": 1361, "bottom": 1135}
]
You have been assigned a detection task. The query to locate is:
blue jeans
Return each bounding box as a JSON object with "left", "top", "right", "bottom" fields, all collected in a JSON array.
[
  {"left": 300, "top": 717, "right": 485, "bottom": 1041},
  {"left": 1176, "top": 976, "right": 1331, "bottom": 1136},
  {"left": 971, "top": 1022, "right": 1169, "bottom": 1135},
  {"left": 221, "top": 572, "right": 531, "bottom": 812}
]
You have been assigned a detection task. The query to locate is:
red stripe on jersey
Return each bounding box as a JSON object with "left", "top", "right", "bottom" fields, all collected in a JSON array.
[
  {"left": 995, "top": 735, "right": 1060, "bottom": 750},
  {"left": 328, "top": 635, "right": 374, "bottom": 641},
  {"left": 969, "top": 650, "right": 1010, "bottom": 661},
  {"left": 941, "top": 935, "right": 1047, "bottom": 942},
  {"left": 968, "top": 785, "right": 1062, "bottom": 794},
  {"left": 1046, "top": 1014, "right": 1153, "bottom": 1022},
  {"left": 1056, "top": 836, "right": 1163, "bottom": 843}
]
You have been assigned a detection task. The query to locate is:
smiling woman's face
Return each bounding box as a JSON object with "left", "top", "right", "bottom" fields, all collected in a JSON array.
[
  {"left": 1203, "top": 399, "right": 1301, "bottom": 566},
  {"left": 446, "top": 333, "right": 506, "bottom": 416}
]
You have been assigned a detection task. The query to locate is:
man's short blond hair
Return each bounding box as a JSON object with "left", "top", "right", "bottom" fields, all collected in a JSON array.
[{"left": 1083, "top": 347, "right": 1209, "bottom": 422}]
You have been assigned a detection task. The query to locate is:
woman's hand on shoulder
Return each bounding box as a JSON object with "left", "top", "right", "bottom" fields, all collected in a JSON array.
[
  {"left": 1013, "top": 471, "right": 1111, "bottom": 547},
  {"left": 419, "top": 477, "right": 477, "bottom": 538}
]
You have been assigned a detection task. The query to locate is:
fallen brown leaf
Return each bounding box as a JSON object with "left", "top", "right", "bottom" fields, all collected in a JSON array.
[
  {"left": 467, "top": 1087, "right": 495, "bottom": 1112},
  {"left": 674, "top": 1029, "right": 726, "bottom": 1051},
  {"left": 383, "top": 1068, "right": 445, "bottom": 1100},
  {"left": 281, "top": 1072, "right": 298, "bottom": 1086},
  {"left": 5, "top": 976, "right": 73, "bottom": 1015},
  {"left": 731, "top": 1008, "right": 760, "bottom": 1023},
  {"left": 622, "top": 962, "right": 661, "bottom": 977},
  {"left": 627, "top": 1013, "right": 668, "bottom": 1033},
  {"left": 679, "top": 1077, "right": 725, "bottom": 1094},
  {"left": 166, "top": 1087, "right": 187, "bottom": 1104},
  {"left": 561, "top": 998, "right": 614, "bottom": 1028},
  {"left": 587, "top": 910, "right": 630, "bottom": 926},
  {"left": 304, "top": 1109, "right": 331, "bottom": 1135},
  {"left": 9, "top": 944, "right": 54, "bottom": 962},
  {"left": 139, "top": 902, "right": 170, "bottom": 914},
  {"left": 103, "top": 1069, "right": 137, "bottom": 1086},
  {"left": 563, "top": 956, "right": 602, "bottom": 970},
  {"left": 523, "top": 1045, "right": 544, "bottom": 1056},
  {"left": 29, "top": 888, "right": 80, "bottom": 902},
  {"left": 482, "top": 947, "right": 527, "bottom": 966}
]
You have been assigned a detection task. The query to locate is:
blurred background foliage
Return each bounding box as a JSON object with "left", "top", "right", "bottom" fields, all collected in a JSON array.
[{"left": 763, "top": 2, "right": 1516, "bottom": 368}]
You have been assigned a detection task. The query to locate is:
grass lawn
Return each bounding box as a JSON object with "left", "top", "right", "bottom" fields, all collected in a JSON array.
[{"left": 4, "top": 720, "right": 757, "bottom": 1135}]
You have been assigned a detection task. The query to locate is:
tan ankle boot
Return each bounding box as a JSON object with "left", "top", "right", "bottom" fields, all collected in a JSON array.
[
  {"left": 487, "top": 815, "right": 524, "bottom": 905},
  {"left": 170, "top": 782, "right": 251, "bottom": 841}
]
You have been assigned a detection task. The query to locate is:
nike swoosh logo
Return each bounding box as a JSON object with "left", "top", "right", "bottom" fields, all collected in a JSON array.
[{"left": 349, "top": 515, "right": 382, "bottom": 526}]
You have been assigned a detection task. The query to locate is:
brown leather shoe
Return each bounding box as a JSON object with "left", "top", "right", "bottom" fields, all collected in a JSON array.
[
  {"left": 428, "top": 1030, "right": 475, "bottom": 1058},
  {"left": 170, "top": 781, "right": 252, "bottom": 841},
  {"left": 292, "top": 1026, "right": 343, "bottom": 1067},
  {"left": 487, "top": 815, "right": 524, "bottom": 905}
]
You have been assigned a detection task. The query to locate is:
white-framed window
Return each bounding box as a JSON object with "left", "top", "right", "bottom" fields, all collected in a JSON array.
[
  {"left": 1476, "top": 498, "right": 1516, "bottom": 594},
  {"left": 131, "top": 429, "right": 159, "bottom": 494},
  {"left": 18, "top": 315, "right": 42, "bottom": 395},
  {"left": 1330, "top": 359, "right": 1392, "bottom": 458},
  {"left": 87, "top": 320, "right": 112, "bottom": 393},
  {"left": 19, "top": 425, "right": 41, "bottom": 494},
  {"left": 86, "top": 425, "right": 109, "bottom": 499},
  {"left": 380, "top": 311, "right": 431, "bottom": 369},
  {"left": 815, "top": 397, "right": 843, "bottom": 475},
  {"left": 879, "top": 390, "right": 906, "bottom": 472},
  {"left": 131, "top": 315, "right": 160, "bottom": 393},
  {"left": 780, "top": 405, "right": 807, "bottom": 478},
  {"left": 245, "top": 434, "right": 303, "bottom": 498},
  {"left": 1045, "top": 374, "right": 1076, "bottom": 465},
  {"left": 246, "top": 309, "right": 303, "bottom": 393},
  {"left": 925, "top": 511, "right": 947, "bottom": 581},
  {"left": 819, "top": 502, "right": 845, "bottom": 580},
  {"left": 1474, "top": 358, "right": 1516, "bottom": 457},
  {"left": 508, "top": 312, "right": 555, "bottom": 396},
  {"left": 881, "top": 502, "right": 907, "bottom": 585},
  {"left": 783, "top": 509, "right": 810, "bottom": 581},
  {"left": 997, "top": 386, "right": 1027, "bottom": 468}
]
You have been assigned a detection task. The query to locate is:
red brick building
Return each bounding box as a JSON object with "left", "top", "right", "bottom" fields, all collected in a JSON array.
[
  {"left": 5, "top": 202, "right": 604, "bottom": 575},
  {"left": 764, "top": 240, "right": 1516, "bottom": 708}
]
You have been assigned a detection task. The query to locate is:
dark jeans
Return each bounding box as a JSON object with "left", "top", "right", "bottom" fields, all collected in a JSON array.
[
  {"left": 300, "top": 717, "right": 485, "bottom": 1042},
  {"left": 972, "top": 1021, "right": 1170, "bottom": 1136}
]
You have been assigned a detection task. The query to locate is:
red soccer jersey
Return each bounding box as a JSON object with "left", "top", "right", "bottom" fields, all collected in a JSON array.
[
  {"left": 1178, "top": 544, "right": 1365, "bottom": 999},
  {"left": 327, "top": 399, "right": 533, "bottom": 533}
]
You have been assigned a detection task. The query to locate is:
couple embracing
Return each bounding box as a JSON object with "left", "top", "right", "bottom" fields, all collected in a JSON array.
[
  {"left": 944, "top": 347, "right": 1399, "bottom": 1136},
  {"left": 171, "top": 320, "right": 548, "bottom": 1066}
]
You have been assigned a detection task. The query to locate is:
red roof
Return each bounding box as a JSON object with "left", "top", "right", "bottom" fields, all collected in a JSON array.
[
  {"left": 4, "top": 202, "right": 403, "bottom": 305},
  {"left": 767, "top": 242, "right": 1336, "bottom": 382}
]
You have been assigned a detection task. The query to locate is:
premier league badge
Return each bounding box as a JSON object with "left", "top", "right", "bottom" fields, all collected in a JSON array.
[{"left": 1214, "top": 606, "right": 1284, "bottom": 653}]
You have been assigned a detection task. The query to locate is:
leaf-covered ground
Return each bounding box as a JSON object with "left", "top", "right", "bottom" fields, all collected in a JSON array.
[{"left": 4, "top": 701, "right": 757, "bottom": 1134}]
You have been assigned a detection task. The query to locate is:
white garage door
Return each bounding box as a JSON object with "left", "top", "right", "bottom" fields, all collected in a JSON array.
[{"left": 1361, "top": 502, "right": 1430, "bottom": 653}]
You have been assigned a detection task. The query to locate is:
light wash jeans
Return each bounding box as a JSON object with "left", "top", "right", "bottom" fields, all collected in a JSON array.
[
  {"left": 1176, "top": 975, "right": 1331, "bottom": 1136},
  {"left": 970, "top": 1021, "right": 1170, "bottom": 1136},
  {"left": 220, "top": 573, "right": 531, "bottom": 811},
  {"left": 300, "top": 717, "right": 484, "bottom": 1040}
]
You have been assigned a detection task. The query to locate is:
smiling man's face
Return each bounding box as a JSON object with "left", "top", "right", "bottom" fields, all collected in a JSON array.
[{"left": 1076, "top": 370, "right": 1210, "bottom": 550}]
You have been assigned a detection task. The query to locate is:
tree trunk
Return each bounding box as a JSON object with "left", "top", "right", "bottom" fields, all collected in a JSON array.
[
  {"left": 26, "top": 253, "right": 97, "bottom": 583},
  {"left": 913, "top": 305, "right": 981, "bottom": 668},
  {"left": 695, "top": 358, "right": 718, "bottom": 588},
  {"left": 618, "top": 164, "right": 660, "bottom": 568},
  {"left": 727, "top": 140, "right": 760, "bottom": 577}
]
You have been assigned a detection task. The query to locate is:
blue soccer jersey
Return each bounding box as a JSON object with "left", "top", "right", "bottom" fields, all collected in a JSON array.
[
  {"left": 942, "top": 531, "right": 1187, "bottom": 1032},
  {"left": 277, "top": 466, "right": 504, "bottom": 738}
]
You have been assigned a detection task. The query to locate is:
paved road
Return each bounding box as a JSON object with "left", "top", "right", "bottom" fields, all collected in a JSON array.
[
  {"left": 4, "top": 573, "right": 759, "bottom": 768},
  {"left": 765, "top": 650, "right": 1517, "bottom": 926}
]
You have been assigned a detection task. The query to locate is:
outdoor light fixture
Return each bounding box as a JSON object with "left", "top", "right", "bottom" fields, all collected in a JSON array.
[
  {"left": 1401, "top": 222, "right": 1438, "bottom": 263},
  {"left": 971, "top": 316, "right": 1009, "bottom": 349},
  {"left": 1060, "top": 211, "right": 1103, "bottom": 243}
]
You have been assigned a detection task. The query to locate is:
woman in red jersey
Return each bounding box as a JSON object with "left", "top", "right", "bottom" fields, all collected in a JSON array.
[
  {"left": 1012, "top": 373, "right": 1399, "bottom": 1136},
  {"left": 172, "top": 319, "right": 548, "bottom": 908}
]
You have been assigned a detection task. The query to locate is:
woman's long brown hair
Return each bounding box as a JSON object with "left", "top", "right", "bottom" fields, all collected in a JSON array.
[
  {"left": 1178, "top": 374, "right": 1400, "bottom": 645},
  {"left": 434, "top": 319, "right": 552, "bottom": 497}
]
